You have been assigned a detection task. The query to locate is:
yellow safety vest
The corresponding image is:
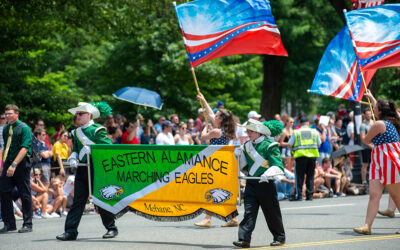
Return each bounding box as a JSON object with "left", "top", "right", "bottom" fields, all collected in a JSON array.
[{"left": 292, "top": 127, "right": 319, "bottom": 158}]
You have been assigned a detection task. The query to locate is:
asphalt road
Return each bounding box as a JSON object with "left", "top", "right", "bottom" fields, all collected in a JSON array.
[{"left": 1, "top": 193, "right": 400, "bottom": 250}]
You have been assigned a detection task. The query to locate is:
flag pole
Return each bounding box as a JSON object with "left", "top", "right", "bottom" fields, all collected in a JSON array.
[
  {"left": 343, "top": 9, "right": 376, "bottom": 122},
  {"left": 191, "top": 67, "right": 209, "bottom": 126},
  {"left": 173, "top": 1, "right": 209, "bottom": 126}
]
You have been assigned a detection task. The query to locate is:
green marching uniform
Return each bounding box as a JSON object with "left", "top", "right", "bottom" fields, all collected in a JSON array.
[
  {"left": 57, "top": 101, "right": 117, "bottom": 241},
  {"left": 64, "top": 122, "right": 117, "bottom": 237},
  {"left": 234, "top": 120, "right": 286, "bottom": 247}
]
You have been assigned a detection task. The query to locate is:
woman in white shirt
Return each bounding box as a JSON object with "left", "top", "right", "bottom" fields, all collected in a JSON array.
[{"left": 174, "top": 122, "right": 193, "bottom": 145}]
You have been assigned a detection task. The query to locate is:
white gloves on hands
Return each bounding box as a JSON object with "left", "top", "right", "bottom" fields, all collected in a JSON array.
[
  {"left": 68, "top": 152, "right": 79, "bottom": 169},
  {"left": 68, "top": 158, "right": 79, "bottom": 169},
  {"left": 259, "top": 172, "right": 270, "bottom": 183}
]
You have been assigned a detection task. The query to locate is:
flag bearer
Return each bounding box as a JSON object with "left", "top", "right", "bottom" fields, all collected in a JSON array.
[{"left": 56, "top": 102, "right": 118, "bottom": 241}]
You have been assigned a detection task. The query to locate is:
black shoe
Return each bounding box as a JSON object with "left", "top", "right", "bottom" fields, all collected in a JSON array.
[
  {"left": 233, "top": 240, "right": 250, "bottom": 248},
  {"left": 0, "top": 225, "right": 17, "bottom": 233},
  {"left": 56, "top": 232, "right": 78, "bottom": 241},
  {"left": 306, "top": 196, "right": 313, "bottom": 201},
  {"left": 289, "top": 195, "right": 303, "bottom": 201},
  {"left": 270, "top": 240, "right": 285, "bottom": 246},
  {"left": 103, "top": 229, "right": 118, "bottom": 239},
  {"left": 18, "top": 226, "right": 32, "bottom": 233}
]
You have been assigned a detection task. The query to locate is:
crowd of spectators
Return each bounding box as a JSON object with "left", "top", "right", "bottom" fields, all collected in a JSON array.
[{"left": 0, "top": 101, "right": 374, "bottom": 223}]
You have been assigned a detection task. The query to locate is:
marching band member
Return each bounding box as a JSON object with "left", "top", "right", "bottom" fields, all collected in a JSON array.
[
  {"left": 56, "top": 102, "right": 118, "bottom": 241},
  {"left": 233, "top": 119, "right": 286, "bottom": 248}
]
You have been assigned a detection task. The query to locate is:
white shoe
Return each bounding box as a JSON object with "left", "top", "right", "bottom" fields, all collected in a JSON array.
[
  {"left": 41, "top": 213, "right": 52, "bottom": 219},
  {"left": 50, "top": 212, "right": 60, "bottom": 218},
  {"left": 14, "top": 215, "right": 23, "bottom": 220},
  {"left": 61, "top": 211, "right": 68, "bottom": 217}
]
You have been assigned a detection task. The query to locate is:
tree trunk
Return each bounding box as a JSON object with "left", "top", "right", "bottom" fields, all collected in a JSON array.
[
  {"left": 328, "top": 0, "right": 350, "bottom": 23},
  {"left": 260, "top": 55, "right": 287, "bottom": 120}
]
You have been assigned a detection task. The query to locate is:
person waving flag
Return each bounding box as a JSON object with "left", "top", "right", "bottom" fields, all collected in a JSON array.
[{"left": 174, "top": 0, "right": 288, "bottom": 68}]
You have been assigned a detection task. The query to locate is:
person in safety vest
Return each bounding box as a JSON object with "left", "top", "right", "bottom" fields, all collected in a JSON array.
[
  {"left": 288, "top": 116, "right": 321, "bottom": 201},
  {"left": 56, "top": 102, "right": 118, "bottom": 241},
  {"left": 233, "top": 119, "right": 286, "bottom": 248}
]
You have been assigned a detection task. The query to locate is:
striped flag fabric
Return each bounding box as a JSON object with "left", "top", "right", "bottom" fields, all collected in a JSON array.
[
  {"left": 345, "top": 4, "right": 400, "bottom": 72},
  {"left": 174, "top": 0, "right": 287, "bottom": 68},
  {"left": 352, "top": 0, "right": 385, "bottom": 10},
  {"left": 370, "top": 142, "right": 400, "bottom": 185},
  {"left": 309, "top": 27, "right": 376, "bottom": 102}
]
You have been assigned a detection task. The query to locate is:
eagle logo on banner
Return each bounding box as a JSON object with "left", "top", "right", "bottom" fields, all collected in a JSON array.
[
  {"left": 205, "top": 188, "right": 232, "bottom": 204},
  {"left": 100, "top": 185, "right": 124, "bottom": 200}
]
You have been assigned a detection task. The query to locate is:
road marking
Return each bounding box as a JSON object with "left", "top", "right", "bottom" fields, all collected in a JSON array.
[
  {"left": 249, "top": 234, "right": 400, "bottom": 249},
  {"left": 281, "top": 203, "right": 355, "bottom": 210}
]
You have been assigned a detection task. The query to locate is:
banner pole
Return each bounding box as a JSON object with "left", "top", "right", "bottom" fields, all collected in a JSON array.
[
  {"left": 343, "top": 9, "right": 376, "bottom": 122},
  {"left": 87, "top": 153, "right": 93, "bottom": 203}
]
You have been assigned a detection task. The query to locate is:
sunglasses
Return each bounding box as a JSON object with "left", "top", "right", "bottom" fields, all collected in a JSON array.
[
  {"left": 76, "top": 112, "right": 88, "bottom": 116},
  {"left": 188, "top": 121, "right": 194, "bottom": 124}
]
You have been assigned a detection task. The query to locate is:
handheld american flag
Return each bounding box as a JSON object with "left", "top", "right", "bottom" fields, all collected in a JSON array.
[
  {"left": 309, "top": 27, "right": 376, "bottom": 102},
  {"left": 345, "top": 4, "right": 400, "bottom": 72},
  {"left": 174, "top": 0, "right": 288, "bottom": 68}
]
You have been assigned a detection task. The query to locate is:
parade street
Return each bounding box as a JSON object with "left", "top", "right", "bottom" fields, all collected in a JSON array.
[{"left": 1, "top": 193, "right": 399, "bottom": 250}]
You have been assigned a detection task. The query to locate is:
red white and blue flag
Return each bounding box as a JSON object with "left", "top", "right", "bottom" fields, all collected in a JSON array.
[
  {"left": 345, "top": 4, "right": 400, "bottom": 72},
  {"left": 310, "top": 4, "right": 399, "bottom": 102},
  {"left": 352, "top": 0, "right": 385, "bottom": 10},
  {"left": 174, "top": 0, "right": 287, "bottom": 68},
  {"left": 309, "top": 27, "right": 376, "bottom": 102}
]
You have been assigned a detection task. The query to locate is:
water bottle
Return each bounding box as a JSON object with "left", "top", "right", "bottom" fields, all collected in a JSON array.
[{"left": 35, "top": 207, "right": 42, "bottom": 216}]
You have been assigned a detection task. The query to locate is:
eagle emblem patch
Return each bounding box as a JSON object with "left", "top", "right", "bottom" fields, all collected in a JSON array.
[
  {"left": 205, "top": 188, "right": 232, "bottom": 204},
  {"left": 99, "top": 185, "right": 124, "bottom": 200}
]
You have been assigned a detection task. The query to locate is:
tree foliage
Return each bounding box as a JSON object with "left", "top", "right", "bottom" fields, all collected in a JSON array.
[{"left": 0, "top": 0, "right": 398, "bottom": 130}]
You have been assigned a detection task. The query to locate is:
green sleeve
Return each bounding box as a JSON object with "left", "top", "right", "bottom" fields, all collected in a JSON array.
[
  {"left": 19, "top": 125, "right": 32, "bottom": 150},
  {"left": 73, "top": 130, "right": 79, "bottom": 154},
  {"left": 94, "top": 127, "right": 112, "bottom": 145},
  {"left": 267, "top": 144, "right": 284, "bottom": 171}
]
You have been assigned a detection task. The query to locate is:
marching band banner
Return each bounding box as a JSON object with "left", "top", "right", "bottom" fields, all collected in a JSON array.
[{"left": 90, "top": 145, "right": 239, "bottom": 221}]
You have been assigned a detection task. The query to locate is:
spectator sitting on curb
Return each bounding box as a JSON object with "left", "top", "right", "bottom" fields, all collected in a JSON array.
[
  {"left": 317, "top": 158, "right": 345, "bottom": 197},
  {"left": 30, "top": 169, "right": 58, "bottom": 218},
  {"left": 47, "top": 177, "right": 67, "bottom": 217}
]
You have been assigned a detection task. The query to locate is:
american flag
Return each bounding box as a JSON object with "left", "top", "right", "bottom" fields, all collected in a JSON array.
[
  {"left": 370, "top": 142, "right": 400, "bottom": 185},
  {"left": 352, "top": 0, "right": 385, "bottom": 10},
  {"left": 345, "top": 4, "right": 400, "bottom": 72},
  {"left": 174, "top": 0, "right": 287, "bottom": 68},
  {"left": 309, "top": 27, "right": 376, "bottom": 102}
]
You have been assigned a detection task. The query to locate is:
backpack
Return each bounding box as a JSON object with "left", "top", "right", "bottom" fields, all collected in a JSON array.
[{"left": 13, "top": 122, "right": 42, "bottom": 166}]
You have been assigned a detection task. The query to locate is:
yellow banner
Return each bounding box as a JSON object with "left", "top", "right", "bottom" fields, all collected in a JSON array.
[{"left": 91, "top": 145, "right": 239, "bottom": 221}]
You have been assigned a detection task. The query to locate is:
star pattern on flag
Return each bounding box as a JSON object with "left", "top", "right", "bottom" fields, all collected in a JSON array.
[
  {"left": 190, "top": 22, "right": 270, "bottom": 61},
  {"left": 361, "top": 46, "right": 400, "bottom": 66}
]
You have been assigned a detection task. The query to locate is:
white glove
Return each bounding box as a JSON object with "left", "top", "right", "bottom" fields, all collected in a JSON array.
[
  {"left": 68, "top": 158, "right": 79, "bottom": 169},
  {"left": 259, "top": 172, "right": 269, "bottom": 183}
]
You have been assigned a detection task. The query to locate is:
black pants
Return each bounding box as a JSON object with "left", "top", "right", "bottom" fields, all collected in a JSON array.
[
  {"left": 238, "top": 180, "right": 285, "bottom": 243},
  {"left": 295, "top": 157, "right": 316, "bottom": 199},
  {"left": 0, "top": 158, "right": 33, "bottom": 228},
  {"left": 64, "top": 163, "right": 117, "bottom": 235}
]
